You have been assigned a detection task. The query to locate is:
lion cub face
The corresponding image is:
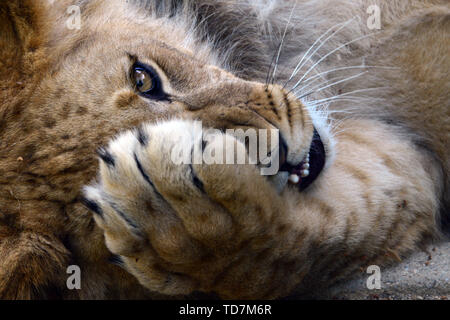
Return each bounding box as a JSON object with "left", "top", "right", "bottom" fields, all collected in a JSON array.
[{"left": 23, "top": 6, "right": 328, "bottom": 202}]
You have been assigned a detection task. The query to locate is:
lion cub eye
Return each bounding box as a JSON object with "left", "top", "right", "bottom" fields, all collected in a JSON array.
[
  {"left": 130, "top": 62, "right": 168, "bottom": 101},
  {"left": 134, "top": 68, "right": 154, "bottom": 93}
]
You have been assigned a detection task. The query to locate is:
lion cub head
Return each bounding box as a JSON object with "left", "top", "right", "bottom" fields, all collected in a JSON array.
[
  {"left": 0, "top": 0, "right": 332, "bottom": 298},
  {"left": 1, "top": 0, "right": 331, "bottom": 203}
]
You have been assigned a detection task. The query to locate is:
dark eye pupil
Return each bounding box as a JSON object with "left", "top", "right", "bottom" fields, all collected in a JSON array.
[{"left": 133, "top": 68, "right": 154, "bottom": 93}]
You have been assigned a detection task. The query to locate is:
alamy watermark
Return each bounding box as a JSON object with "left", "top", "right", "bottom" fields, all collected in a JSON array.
[
  {"left": 66, "top": 265, "right": 81, "bottom": 290},
  {"left": 366, "top": 265, "right": 382, "bottom": 290},
  {"left": 367, "top": 5, "right": 381, "bottom": 30},
  {"left": 66, "top": 5, "right": 82, "bottom": 30},
  {"left": 169, "top": 121, "right": 280, "bottom": 176}
]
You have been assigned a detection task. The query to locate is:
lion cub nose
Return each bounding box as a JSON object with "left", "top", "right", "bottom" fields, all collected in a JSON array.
[{"left": 249, "top": 84, "right": 315, "bottom": 166}]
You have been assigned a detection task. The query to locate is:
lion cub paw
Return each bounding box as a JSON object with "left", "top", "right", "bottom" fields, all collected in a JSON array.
[{"left": 83, "top": 119, "right": 280, "bottom": 295}]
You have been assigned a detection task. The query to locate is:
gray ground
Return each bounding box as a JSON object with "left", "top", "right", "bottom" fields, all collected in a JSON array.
[{"left": 316, "top": 242, "right": 450, "bottom": 300}]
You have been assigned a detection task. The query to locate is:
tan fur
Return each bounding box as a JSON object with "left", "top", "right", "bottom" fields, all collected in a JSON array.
[{"left": 0, "top": 0, "right": 448, "bottom": 299}]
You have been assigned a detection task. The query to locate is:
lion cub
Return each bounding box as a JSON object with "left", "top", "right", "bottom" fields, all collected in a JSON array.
[{"left": 0, "top": 0, "right": 448, "bottom": 299}]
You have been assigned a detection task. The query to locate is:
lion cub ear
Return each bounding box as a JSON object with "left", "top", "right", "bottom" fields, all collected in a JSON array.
[{"left": 0, "top": 0, "right": 49, "bottom": 79}]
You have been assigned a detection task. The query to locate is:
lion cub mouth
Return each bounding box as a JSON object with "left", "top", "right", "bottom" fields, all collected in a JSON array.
[{"left": 280, "top": 128, "right": 326, "bottom": 191}]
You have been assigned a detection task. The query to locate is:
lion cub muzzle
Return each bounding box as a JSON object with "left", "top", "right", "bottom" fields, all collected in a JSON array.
[{"left": 185, "top": 83, "right": 324, "bottom": 191}]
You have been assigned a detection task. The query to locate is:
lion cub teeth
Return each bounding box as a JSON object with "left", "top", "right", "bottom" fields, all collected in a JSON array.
[
  {"left": 300, "top": 156, "right": 310, "bottom": 178},
  {"left": 288, "top": 153, "right": 311, "bottom": 184},
  {"left": 289, "top": 174, "right": 300, "bottom": 184},
  {"left": 300, "top": 170, "right": 310, "bottom": 178}
]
